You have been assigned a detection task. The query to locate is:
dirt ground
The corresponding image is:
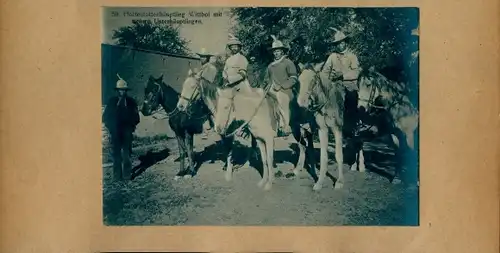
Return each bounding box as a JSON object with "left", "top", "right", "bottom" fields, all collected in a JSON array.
[{"left": 102, "top": 129, "right": 419, "bottom": 226}]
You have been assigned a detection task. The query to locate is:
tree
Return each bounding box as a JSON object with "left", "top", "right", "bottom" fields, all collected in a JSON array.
[
  {"left": 230, "top": 7, "right": 419, "bottom": 87},
  {"left": 111, "top": 19, "right": 190, "bottom": 55}
]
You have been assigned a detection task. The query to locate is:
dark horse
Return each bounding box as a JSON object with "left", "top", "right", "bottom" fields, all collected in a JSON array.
[
  {"left": 350, "top": 67, "right": 419, "bottom": 185},
  {"left": 141, "top": 74, "right": 220, "bottom": 179}
]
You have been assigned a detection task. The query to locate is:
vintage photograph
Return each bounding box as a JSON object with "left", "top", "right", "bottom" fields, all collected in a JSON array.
[{"left": 101, "top": 6, "right": 420, "bottom": 226}]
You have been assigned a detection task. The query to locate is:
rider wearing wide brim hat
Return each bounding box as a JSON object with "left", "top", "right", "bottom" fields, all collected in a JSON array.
[
  {"left": 265, "top": 35, "right": 298, "bottom": 138},
  {"left": 222, "top": 34, "right": 249, "bottom": 88},
  {"left": 197, "top": 48, "right": 215, "bottom": 58},
  {"left": 226, "top": 35, "right": 243, "bottom": 48},
  {"left": 330, "top": 27, "right": 350, "bottom": 44},
  {"left": 321, "top": 27, "right": 361, "bottom": 138},
  {"left": 268, "top": 36, "right": 289, "bottom": 52}
]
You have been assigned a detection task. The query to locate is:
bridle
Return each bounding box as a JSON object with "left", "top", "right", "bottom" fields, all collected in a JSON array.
[{"left": 300, "top": 67, "right": 330, "bottom": 115}]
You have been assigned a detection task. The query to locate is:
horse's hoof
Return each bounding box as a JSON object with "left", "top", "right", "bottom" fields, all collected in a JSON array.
[
  {"left": 257, "top": 179, "right": 266, "bottom": 188},
  {"left": 225, "top": 173, "right": 232, "bottom": 182},
  {"left": 359, "top": 164, "right": 366, "bottom": 173},
  {"left": 350, "top": 163, "right": 358, "bottom": 171},
  {"left": 284, "top": 172, "right": 296, "bottom": 179},
  {"left": 264, "top": 182, "right": 272, "bottom": 191},
  {"left": 274, "top": 171, "right": 283, "bottom": 178},
  {"left": 313, "top": 183, "right": 323, "bottom": 191},
  {"left": 293, "top": 168, "right": 302, "bottom": 176},
  {"left": 183, "top": 174, "right": 192, "bottom": 179},
  {"left": 335, "top": 181, "right": 344, "bottom": 189},
  {"left": 174, "top": 176, "right": 182, "bottom": 181},
  {"left": 392, "top": 178, "right": 402, "bottom": 184}
]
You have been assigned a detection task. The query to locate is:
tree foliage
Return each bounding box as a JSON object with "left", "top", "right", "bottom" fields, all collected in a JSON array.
[
  {"left": 112, "top": 19, "right": 190, "bottom": 55},
  {"left": 230, "top": 7, "right": 419, "bottom": 85}
]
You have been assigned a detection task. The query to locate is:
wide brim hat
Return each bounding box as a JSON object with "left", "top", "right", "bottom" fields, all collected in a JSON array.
[
  {"left": 115, "top": 74, "right": 130, "bottom": 90},
  {"left": 329, "top": 27, "right": 349, "bottom": 43},
  {"left": 196, "top": 48, "right": 214, "bottom": 57},
  {"left": 227, "top": 33, "right": 242, "bottom": 47},
  {"left": 269, "top": 35, "right": 289, "bottom": 51}
]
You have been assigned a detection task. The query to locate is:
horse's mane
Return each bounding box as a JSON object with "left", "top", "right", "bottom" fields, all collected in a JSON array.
[
  {"left": 302, "top": 61, "right": 344, "bottom": 111},
  {"left": 186, "top": 68, "right": 218, "bottom": 102}
]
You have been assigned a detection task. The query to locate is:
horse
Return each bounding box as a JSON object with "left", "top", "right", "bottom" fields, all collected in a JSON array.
[
  {"left": 140, "top": 74, "right": 215, "bottom": 180},
  {"left": 295, "top": 62, "right": 346, "bottom": 191},
  {"left": 213, "top": 77, "right": 281, "bottom": 191},
  {"left": 175, "top": 68, "right": 240, "bottom": 175},
  {"left": 353, "top": 67, "right": 419, "bottom": 184}
]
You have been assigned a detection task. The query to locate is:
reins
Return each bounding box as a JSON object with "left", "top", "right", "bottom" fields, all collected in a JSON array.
[{"left": 223, "top": 80, "right": 274, "bottom": 138}]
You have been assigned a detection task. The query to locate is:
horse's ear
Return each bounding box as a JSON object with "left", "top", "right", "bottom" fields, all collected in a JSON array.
[{"left": 188, "top": 68, "right": 193, "bottom": 76}]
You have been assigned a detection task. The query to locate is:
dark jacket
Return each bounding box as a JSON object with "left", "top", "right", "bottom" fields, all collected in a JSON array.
[{"left": 102, "top": 95, "right": 140, "bottom": 133}]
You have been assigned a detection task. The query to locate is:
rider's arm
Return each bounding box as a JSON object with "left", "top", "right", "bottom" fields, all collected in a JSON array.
[
  {"left": 286, "top": 60, "right": 298, "bottom": 84},
  {"left": 343, "top": 53, "right": 361, "bottom": 81},
  {"left": 321, "top": 53, "right": 334, "bottom": 77}
]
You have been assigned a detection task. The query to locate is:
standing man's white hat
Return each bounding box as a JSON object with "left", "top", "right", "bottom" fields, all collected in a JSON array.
[{"left": 115, "top": 74, "right": 130, "bottom": 90}]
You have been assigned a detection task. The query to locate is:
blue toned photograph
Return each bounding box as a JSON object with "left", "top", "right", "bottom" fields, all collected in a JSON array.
[{"left": 101, "top": 6, "right": 419, "bottom": 226}]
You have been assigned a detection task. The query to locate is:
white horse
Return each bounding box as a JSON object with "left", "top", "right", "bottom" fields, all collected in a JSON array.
[
  {"left": 213, "top": 78, "right": 279, "bottom": 191},
  {"left": 296, "top": 62, "right": 346, "bottom": 191}
]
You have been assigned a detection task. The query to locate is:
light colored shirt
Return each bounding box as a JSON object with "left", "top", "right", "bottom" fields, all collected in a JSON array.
[
  {"left": 223, "top": 53, "right": 249, "bottom": 84},
  {"left": 321, "top": 49, "right": 361, "bottom": 81}
]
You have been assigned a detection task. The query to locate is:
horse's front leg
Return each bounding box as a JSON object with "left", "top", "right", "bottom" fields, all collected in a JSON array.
[
  {"left": 350, "top": 137, "right": 366, "bottom": 172},
  {"left": 264, "top": 136, "right": 275, "bottom": 191},
  {"left": 174, "top": 135, "right": 187, "bottom": 180},
  {"left": 332, "top": 125, "right": 344, "bottom": 189},
  {"left": 256, "top": 138, "right": 269, "bottom": 189},
  {"left": 221, "top": 135, "right": 234, "bottom": 181},
  {"left": 290, "top": 124, "right": 306, "bottom": 177},
  {"left": 184, "top": 132, "right": 195, "bottom": 178},
  {"left": 313, "top": 127, "right": 329, "bottom": 191}
]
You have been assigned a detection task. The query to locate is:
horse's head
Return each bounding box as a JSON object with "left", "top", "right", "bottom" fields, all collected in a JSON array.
[
  {"left": 358, "top": 68, "right": 380, "bottom": 110},
  {"left": 297, "top": 62, "right": 323, "bottom": 108},
  {"left": 214, "top": 86, "right": 235, "bottom": 135},
  {"left": 177, "top": 68, "right": 200, "bottom": 111},
  {"left": 141, "top": 74, "right": 164, "bottom": 116}
]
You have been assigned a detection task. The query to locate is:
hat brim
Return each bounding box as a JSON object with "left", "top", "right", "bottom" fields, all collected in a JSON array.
[
  {"left": 332, "top": 37, "right": 349, "bottom": 44},
  {"left": 227, "top": 43, "right": 242, "bottom": 47},
  {"left": 269, "top": 46, "right": 289, "bottom": 51}
]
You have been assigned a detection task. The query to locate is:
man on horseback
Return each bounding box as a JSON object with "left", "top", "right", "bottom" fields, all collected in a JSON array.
[
  {"left": 195, "top": 48, "right": 219, "bottom": 135},
  {"left": 320, "top": 27, "right": 361, "bottom": 138},
  {"left": 102, "top": 75, "right": 141, "bottom": 181},
  {"left": 264, "top": 35, "right": 298, "bottom": 137},
  {"left": 222, "top": 34, "right": 250, "bottom": 92}
]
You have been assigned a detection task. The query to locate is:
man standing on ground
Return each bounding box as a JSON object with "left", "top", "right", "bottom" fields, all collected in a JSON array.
[{"left": 102, "top": 75, "right": 141, "bottom": 181}]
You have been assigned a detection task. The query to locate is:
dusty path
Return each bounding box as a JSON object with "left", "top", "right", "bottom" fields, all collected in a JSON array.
[{"left": 103, "top": 131, "right": 418, "bottom": 226}]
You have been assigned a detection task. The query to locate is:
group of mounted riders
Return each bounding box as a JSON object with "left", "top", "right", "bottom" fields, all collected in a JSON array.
[
  {"left": 194, "top": 28, "right": 365, "bottom": 139},
  {"left": 103, "top": 26, "right": 418, "bottom": 189}
]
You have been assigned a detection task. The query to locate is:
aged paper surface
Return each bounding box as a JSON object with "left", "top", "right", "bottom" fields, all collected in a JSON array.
[{"left": 0, "top": 0, "right": 499, "bottom": 252}]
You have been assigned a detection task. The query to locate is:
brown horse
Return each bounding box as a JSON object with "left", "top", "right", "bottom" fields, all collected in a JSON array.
[
  {"left": 296, "top": 62, "right": 346, "bottom": 191},
  {"left": 354, "top": 68, "right": 419, "bottom": 184},
  {"left": 176, "top": 69, "right": 238, "bottom": 175},
  {"left": 141, "top": 74, "right": 222, "bottom": 180}
]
